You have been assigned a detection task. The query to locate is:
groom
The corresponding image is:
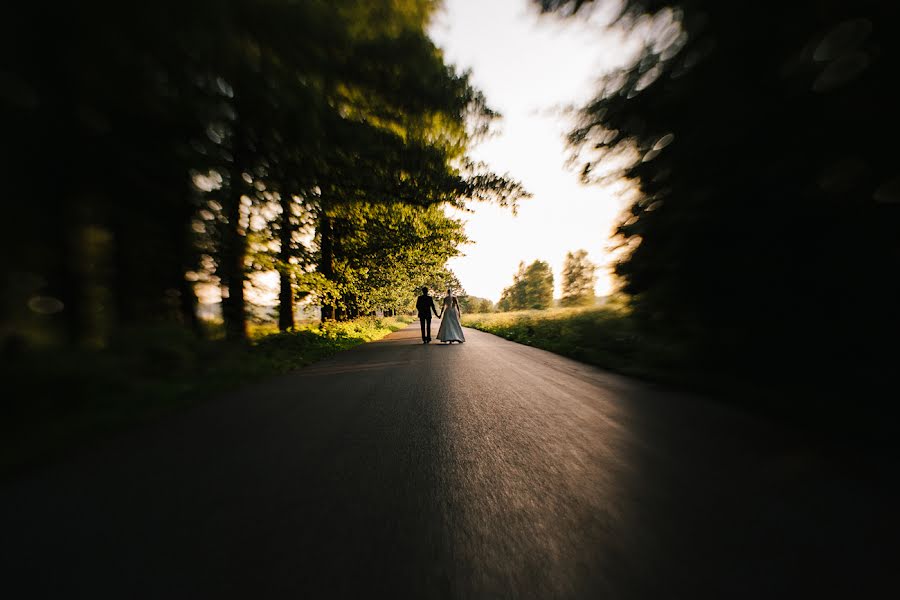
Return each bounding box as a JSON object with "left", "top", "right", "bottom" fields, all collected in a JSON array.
[{"left": 415, "top": 286, "right": 440, "bottom": 344}]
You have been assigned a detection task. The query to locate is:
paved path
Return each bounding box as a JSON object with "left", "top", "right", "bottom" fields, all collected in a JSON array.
[{"left": 0, "top": 323, "right": 892, "bottom": 598}]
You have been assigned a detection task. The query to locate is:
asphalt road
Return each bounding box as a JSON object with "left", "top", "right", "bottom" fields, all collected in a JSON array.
[{"left": 0, "top": 323, "right": 893, "bottom": 598}]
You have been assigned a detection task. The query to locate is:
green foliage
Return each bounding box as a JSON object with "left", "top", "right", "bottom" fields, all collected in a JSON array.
[
  {"left": 1, "top": 0, "right": 529, "bottom": 347},
  {"left": 524, "top": 261, "right": 554, "bottom": 309},
  {"left": 498, "top": 260, "right": 554, "bottom": 311},
  {"left": 320, "top": 203, "right": 467, "bottom": 316},
  {"left": 462, "top": 307, "right": 710, "bottom": 387},
  {"left": 538, "top": 0, "right": 900, "bottom": 384},
  {"left": 424, "top": 269, "right": 465, "bottom": 297},
  {"left": 251, "top": 316, "right": 411, "bottom": 371},
  {"left": 459, "top": 296, "right": 494, "bottom": 313},
  {"left": 560, "top": 249, "right": 597, "bottom": 307},
  {"left": 463, "top": 307, "right": 649, "bottom": 371}
]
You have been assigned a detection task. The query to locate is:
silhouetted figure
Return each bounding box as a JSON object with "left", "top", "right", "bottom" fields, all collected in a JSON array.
[{"left": 416, "top": 287, "right": 440, "bottom": 344}]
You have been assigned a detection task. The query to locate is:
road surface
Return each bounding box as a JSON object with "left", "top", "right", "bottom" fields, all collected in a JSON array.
[{"left": 0, "top": 323, "right": 893, "bottom": 598}]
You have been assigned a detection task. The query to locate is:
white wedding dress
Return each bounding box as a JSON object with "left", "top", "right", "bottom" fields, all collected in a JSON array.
[{"left": 436, "top": 297, "right": 466, "bottom": 343}]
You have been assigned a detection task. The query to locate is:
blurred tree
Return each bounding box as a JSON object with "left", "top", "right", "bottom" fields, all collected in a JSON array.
[
  {"left": 424, "top": 268, "right": 465, "bottom": 300},
  {"left": 459, "top": 296, "right": 494, "bottom": 313},
  {"left": 560, "top": 249, "right": 597, "bottom": 307},
  {"left": 498, "top": 260, "right": 554, "bottom": 310},
  {"left": 308, "top": 19, "right": 528, "bottom": 321},
  {"left": 0, "top": 0, "right": 528, "bottom": 348},
  {"left": 326, "top": 203, "right": 467, "bottom": 318},
  {"left": 524, "top": 260, "right": 554, "bottom": 309},
  {"left": 498, "top": 262, "right": 527, "bottom": 311},
  {"left": 537, "top": 0, "right": 900, "bottom": 381}
]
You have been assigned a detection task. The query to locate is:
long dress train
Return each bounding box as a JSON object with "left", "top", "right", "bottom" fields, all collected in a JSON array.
[{"left": 436, "top": 299, "right": 466, "bottom": 343}]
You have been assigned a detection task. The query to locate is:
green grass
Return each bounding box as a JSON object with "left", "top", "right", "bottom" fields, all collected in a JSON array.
[
  {"left": 464, "top": 308, "right": 899, "bottom": 447},
  {"left": 1, "top": 316, "right": 412, "bottom": 478},
  {"left": 462, "top": 307, "right": 711, "bottom": 388}
]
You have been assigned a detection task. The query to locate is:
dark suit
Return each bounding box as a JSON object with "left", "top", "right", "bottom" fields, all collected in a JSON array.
[{"left": 416, "top": 294, "right": 438, "bottom": 341}]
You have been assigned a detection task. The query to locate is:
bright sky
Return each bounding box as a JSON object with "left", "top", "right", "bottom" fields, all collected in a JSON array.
[{"left": 429, "top": 0, "right": 640, "bottom": 301}]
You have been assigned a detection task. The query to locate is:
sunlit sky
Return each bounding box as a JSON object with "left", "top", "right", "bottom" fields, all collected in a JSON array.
[{"left": 429, "top": 0, "right": 640, "bottom": 301}]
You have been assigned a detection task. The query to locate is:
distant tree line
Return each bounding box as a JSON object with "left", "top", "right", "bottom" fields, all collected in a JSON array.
[
  {"left": 496, "top": 250, "right": 597, "bottom": 311},
  {"left": 1, "top": 0, "right": 528, "bottom": 349},
  {"left": 460, "top": 297, "right": 495, "bottom": 314}
]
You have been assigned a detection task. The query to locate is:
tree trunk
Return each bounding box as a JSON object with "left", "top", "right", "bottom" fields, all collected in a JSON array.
[
  {"left": 43, "top": 68, "right": 87, "bottom": 345},
  {"left": 278, "top": 271, "right": 293, "bottom": 331},
  {"left": 179, "top": 277, "right": 201, "bottom": 335},
  {"left": 170, "top": 191, "right": 202, "bottom": 336},
  {"left": 221, "top": 137, "right": 249, "bottom": 342},
  {"left": 109, "top": 204, "right": 142, "bottom": 330},
  {"left": 50, "top": 217, "right": 87, "bottom": 345},
  {"left": 318, "top": 207, "right": 335, "bottom": 321},
  {"left": 278, "top": 192, "right": 295, "bottom": 331},
  {"left": 221, "top": 192, "right": 248, "bottom": 341},
  {"left": 175, "top": 216, "right": 201, "bottom": 337}
]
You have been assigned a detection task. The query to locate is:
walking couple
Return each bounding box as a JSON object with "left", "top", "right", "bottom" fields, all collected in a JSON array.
[{"left": 415, "top": 287, "right": 466, "bottom": 344}]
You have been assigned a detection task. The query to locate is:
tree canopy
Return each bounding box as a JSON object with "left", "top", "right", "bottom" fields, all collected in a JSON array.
[
  {"left": 1, "top": 0, "right": 529, "bottom": 348},
  {"left": 560, "top": 250, "right": 598, "bottom": 307},
  {"left": 498, "top": 260, "right": 554, "bottom": 311},
  {"left": 537, "top": 0, "right": 900, "bottom": 379}
]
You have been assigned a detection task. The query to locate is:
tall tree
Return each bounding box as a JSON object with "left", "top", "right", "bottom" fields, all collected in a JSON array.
[
  {"left": 0, "top": 0, "right": 528, "bottom": 351},
  {"left": 498, "top": 262, "right": 528, "bottom": 312},
  {"left": 560, "top": 249, "right": 598, "bottom": 307},
  {"left": 498, "top": 260, "right": 554, "bottom": 311},
  {"left": 323, "top": 202, "right": 467, "bottom": 318},
  {"left": 537, "top": 0, "right": 900, "bottom": 380},
  {"left": 524, "top": 260, "right": 554, "bottom": 309}
]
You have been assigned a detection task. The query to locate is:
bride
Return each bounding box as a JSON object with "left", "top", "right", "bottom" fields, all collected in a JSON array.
[{"left": 437, "top": 287, "right": 466, "bottom": 344}]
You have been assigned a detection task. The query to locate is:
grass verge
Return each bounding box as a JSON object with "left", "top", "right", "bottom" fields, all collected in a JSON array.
[
  {"left": 1, "top": 316, "right": 412, "bottom": 478},
  {"left": 462, "top": 307, "right": 735, "bottom": 390},
  {"left": 461, "top": 308, "right": 893, "bottom": 448}
]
